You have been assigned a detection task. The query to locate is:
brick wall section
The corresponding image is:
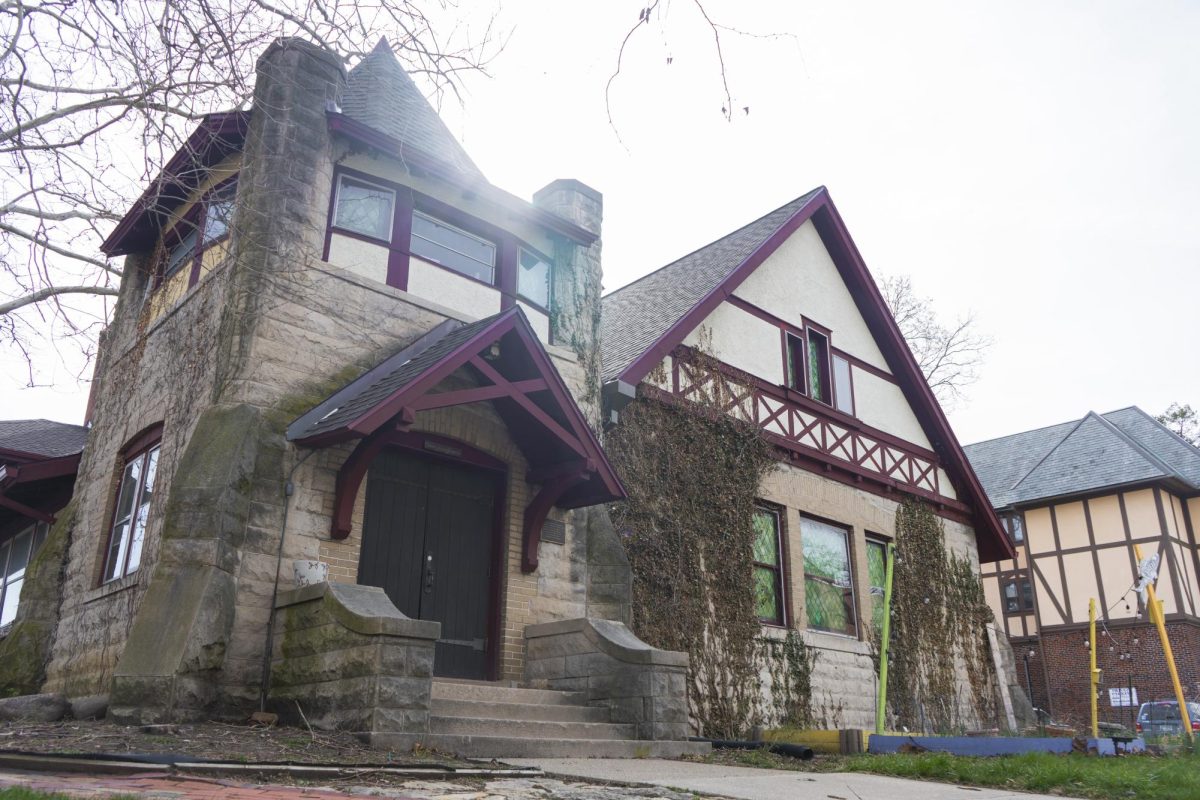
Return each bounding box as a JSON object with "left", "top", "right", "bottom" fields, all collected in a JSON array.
[{"left": 1036, "top": 621, "right": 1200, "bottom": 729}]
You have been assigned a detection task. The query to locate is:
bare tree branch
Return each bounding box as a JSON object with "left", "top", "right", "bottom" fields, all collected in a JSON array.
[{"left": 0, "top": 284, "right": 120, "bottom": 315}]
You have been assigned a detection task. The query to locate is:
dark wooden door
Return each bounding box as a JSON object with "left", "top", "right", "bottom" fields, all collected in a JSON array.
[{"left": 359, "top": 450, "right": 497, "bottom": 679}]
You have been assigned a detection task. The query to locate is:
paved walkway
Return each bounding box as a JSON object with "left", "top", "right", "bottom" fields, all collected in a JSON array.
[
  {"left": 510, "top": 758, "right": 1068, "bottom": 800},
  {"left": 0, "top": 769, "right": 386, "bottom": 800}
]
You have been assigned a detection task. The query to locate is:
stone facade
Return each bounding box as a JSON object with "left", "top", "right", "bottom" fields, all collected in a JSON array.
[{"left": 0, "top": 36, "right": 665, "bottom": 743}]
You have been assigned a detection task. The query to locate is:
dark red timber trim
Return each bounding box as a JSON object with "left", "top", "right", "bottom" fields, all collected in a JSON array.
[
  {"left": 613, "top": 188, "right": 1012, "bottom": 561},
  {"left": 326, "top": 112, "right": 596, "bottom": 246}
]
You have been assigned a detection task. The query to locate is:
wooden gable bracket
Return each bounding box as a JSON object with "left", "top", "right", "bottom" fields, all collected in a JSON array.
[
  {"left": 522, "top": 462, "right": 592, "bottom": 574},
  {"left": 0, "top": 493, "right": 56, "bottom": 525},
  {"left": 329, "top": 410, "right": 415, "bottom": 540}
]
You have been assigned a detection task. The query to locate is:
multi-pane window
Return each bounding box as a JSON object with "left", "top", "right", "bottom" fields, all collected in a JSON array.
[
  {"left": 161, "top": 178, "right": 238, "bottom": 284},
  {"left": 0, "top": 522, "right": 48, "bottom": 627},
  {"left": 517, "top": 248, "right": 552, "bottom": 309},
  {"left": 411, "top": 211, "right": 496, "bottom": 283},
  {"left": 802, "top": 516, "right": 857, "bottom": 636},
  {"left": 102, "top": 444, "right": 160, "bottom": 583},
  {"left": 1007, "top": 514, "right": 1025, "bottom": 543},
  {"left": 333, "top": 175, "right": 395, "bottom": 241},
  {"left": 752, "top": 506, "right": 785, "bottom": 625},
  {"left": 1003, "top": 576, "right": 1034, "bottom": 614},
  {"left": 866, "top": 537, "right": 889, "bottom": 638}
]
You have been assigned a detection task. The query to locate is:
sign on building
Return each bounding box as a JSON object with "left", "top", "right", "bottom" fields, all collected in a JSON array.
[{"left": 1108, "top": 687, "right": 1138, "bottom": 707}]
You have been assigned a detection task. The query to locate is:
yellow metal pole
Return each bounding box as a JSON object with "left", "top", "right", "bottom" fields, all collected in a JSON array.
[
  {"left": 1089, "top": 598, "right": 1099, "bottom": 739},
  {"left": 1134, "top": 544, "right": 1193, "bottom": 743}
]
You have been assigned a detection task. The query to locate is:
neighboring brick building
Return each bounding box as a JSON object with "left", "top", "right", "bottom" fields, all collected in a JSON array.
[
  {"left": 0, "top": 38, "right": 699, "bottom": 757},
  {"left": 967, "top": 409, "right": 1200, "bottom": 729},
  {"left": 600, "top": 190, "right": 1016, "bottom": 730}
]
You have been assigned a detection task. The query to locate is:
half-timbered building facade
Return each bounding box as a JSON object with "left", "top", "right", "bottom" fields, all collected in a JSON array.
[
  {"left": 601, "top": 191, "right": 1015, "bottom": 729},
  {"left": 967, "top": 409, "right": 1200, "bottom": 728}
]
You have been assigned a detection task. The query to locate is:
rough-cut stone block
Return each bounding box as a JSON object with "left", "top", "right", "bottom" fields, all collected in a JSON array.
[
  {"left": 69, "top": 694, "right": 109, "bottom": 720},
  {"left": 0, "top": 693, "right": 69, "bottom": 722}
]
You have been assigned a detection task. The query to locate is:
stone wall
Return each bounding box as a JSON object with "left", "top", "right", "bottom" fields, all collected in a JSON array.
[{"left": 269, "top": 581, "right": 438, "bottom": 743}]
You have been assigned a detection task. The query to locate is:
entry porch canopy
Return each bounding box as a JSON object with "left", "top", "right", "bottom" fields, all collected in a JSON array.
[{"left": 287, "top": 308, "right": 625, "bottom": 573}]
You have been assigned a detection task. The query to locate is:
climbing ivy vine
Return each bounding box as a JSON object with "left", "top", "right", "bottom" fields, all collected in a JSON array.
[
  {"left": 885, "top": 498, "right": 998, "bottom": 732},
  {"left": 606, "top": 345, "right": 816, "bottom": 737}
]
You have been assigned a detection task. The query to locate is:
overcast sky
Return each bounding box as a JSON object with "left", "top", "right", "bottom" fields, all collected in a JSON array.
[{"left": 4, "top": 1, "right": 1198, "bottom": 446}]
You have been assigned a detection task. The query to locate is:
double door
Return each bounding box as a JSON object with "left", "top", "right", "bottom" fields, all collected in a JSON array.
[{"left": 358, "top": 449, "right": 498, "bottom": 679}]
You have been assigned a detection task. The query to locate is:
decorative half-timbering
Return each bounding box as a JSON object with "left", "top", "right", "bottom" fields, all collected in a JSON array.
[{"left": 967, "top": 408, "right": 1200, "bottom": 728}]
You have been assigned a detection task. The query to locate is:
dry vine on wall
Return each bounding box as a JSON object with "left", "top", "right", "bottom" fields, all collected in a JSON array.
[
  {"left": 606, "top": 345, "right": 814, "bottom": 737},
  {"left": 885, "top": 498, "right": 998, "bottom": 732}
]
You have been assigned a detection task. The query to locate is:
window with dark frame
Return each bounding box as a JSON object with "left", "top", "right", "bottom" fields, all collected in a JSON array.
[
  {"left": 0, "top": 522, "right": 48, "bottom": 627},
  {"left": 806, "top": 329, "right": 832, "bottom": 404},
  {"left": 517, "top": 248, "right": 552, "bottom": 309},
  {"left": 158, "top": 177, "right": 238, "bottom": 289},
  {"left": 1003, "top": 576, "right": 1034, "bottom": 614},
  {"left": 332, "top": 175, "right": 395, "bottom": 241},
  {"left": 832, "top": 354, "right": 854, "bottom": 415},
  {"left": 1007, "top": 514, "right": 1025, "bottom": 543},
  {"left": 866, "top": 537, "right": 889, "bottom": 637},
  {"left": 785, "top": 332, "right": 806, "bottom": 393},
  {"left": 410, "top": 210, "right": 497, "bottom": 284},
  {"left": 752, "top": 505, "right": 785, "bottom": 625},
  {"left": 101, "top": 441, "right": 161, "bottom": 584},
  {"left": 801, "top": 515, "right": 857, "bottom": 637}
]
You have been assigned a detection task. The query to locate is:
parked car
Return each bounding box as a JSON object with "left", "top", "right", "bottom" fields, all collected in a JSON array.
[{"left": 1135, "top": 700, "right": 1200, "bottom": 737}]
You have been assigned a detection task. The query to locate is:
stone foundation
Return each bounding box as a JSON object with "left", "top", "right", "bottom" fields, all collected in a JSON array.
[{"left": 524, "top": 617, "right": 689, "bottom": 741}]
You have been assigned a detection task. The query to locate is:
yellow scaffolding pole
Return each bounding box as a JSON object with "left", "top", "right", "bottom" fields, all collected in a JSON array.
[
  {"left": 1089, "top": 598, "right": 1099, "bottom": 739},
  {"left": 1134, "top": 544, "right": 1193, "bottom": 744}
]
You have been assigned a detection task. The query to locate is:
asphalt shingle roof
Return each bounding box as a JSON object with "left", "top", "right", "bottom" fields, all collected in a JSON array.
[
  {"left": 600, "top": 190, "right": 823, "bottom": 383},
  {"left": 964, "top": 407, "right": 1200, "bottom": 508},
  {"left": 342, "top": 39, "right": 483, "bottom": 179},
  {"left": 288, "top": 313, "right": 506, "bottom": 441},
  {"left": 0, "top": 419, "right": 88, "bottom": 459}
]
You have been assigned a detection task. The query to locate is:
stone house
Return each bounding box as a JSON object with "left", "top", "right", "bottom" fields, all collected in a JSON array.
[
  {"left": 967, "top": 408, "right": 1200, "bottom": 728},
  {"left": 599, "top": 190, "right": 1017, "bottom": 730},
  {"left": 0, "top": 38, "right": 701, "bottom": 758}
]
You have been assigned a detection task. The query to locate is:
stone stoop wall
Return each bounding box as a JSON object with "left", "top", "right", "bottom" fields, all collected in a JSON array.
[
  {"left": 1037, "top": 620, "right": 1200, "bottom": 729},
  {"left": 524, "top": 618, "right": 689, "bottom": 740},
  {"left": 269, "top": 582, "right": 438, "bottom": 743}
]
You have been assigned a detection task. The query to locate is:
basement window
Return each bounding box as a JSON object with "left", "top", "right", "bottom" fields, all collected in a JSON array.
[{"left": 101, "top": 439, "right": 161, "bottom": 584}]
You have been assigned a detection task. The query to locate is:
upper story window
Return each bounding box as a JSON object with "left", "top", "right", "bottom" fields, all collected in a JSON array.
[
  {"left": 784, "top": 327, "right": 854, "bottom": 416},
  {"left": 333, "top": 175, "right": 395, "bottom": 241},
  {"left": 1007, "top": 514, "right": 1025, "bottom": 543},
  {"left": 102, "top": 436, "right": 161, "bottom": 584},
  {"left": 518, "top": 248, "right": 552, "bottom": 309},
  {"left": 159, "top": 177, "right": 238, "bottom": 287},
  {"left": 0, "top": 522, "right": 48, "bottom": 627},
  {"left": 802, "top": 515, "right": 857, "bottom": 637},
  {"left": 411, "top": 211, "right": 496, "bottom": 284},
  {"left": 752, "top": 505, "right": 785, "bottom": 625},
  {"left": 1004, "top": 576, "right": 1034, "bottom": 614}
]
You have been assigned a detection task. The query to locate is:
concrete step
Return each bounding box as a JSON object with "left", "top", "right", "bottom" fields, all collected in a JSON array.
[
  {"left": 431, "top": 697, "right": 610, "bottom": 723},
  {"left": 430, "top": 715, "right": 635, "bottom": 740},
  {"left": 390, "top": 733, "right": 711, "bottom": 759},
  {"left": 431, "top": 680, "right": 588, "bottom": 707}
]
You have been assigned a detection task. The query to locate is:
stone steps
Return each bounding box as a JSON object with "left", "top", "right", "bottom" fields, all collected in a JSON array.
[
  {"left": 391, "top": 733, "right": 710, "bottom": 759},
  {"left": 431, "top": 697, "right": 610, "bottom": 722},
  {"left": 421, "top": 679, "right": 706, "bottom": 758},
  {"left": 430, "top": 680, "right": 588, "bottom": 706},
  {"left": 430, "top": 714, "right": 636, "bottom": 740}
]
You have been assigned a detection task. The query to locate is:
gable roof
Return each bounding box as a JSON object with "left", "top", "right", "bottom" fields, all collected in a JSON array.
[
  {"left": 601, "top": 190, "right": 823, "bottom": 383},
  {"left": 965, "top": 407, "right": 1200, "bottom": 508},
  {"left": 600, "top": 187, "right": 1013, "bottom": 561},
  {"left": 342, "top": 39, "right": 483, "bottom": 179},
  {"left": 0, "top": 419, "right": 88, "bottom": 462}
]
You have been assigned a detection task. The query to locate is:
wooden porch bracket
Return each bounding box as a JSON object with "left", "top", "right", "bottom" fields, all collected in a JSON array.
[
  {"left": 329, "top": 412, "right": 414, "bottom": 540},
  {"left": 522, "top": 471, "right": 588, "bottom": 574}
]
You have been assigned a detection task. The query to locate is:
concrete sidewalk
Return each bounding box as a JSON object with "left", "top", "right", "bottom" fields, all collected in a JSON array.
[{"left": 510, "top": 758, "right": 1069, "bottom": 800}]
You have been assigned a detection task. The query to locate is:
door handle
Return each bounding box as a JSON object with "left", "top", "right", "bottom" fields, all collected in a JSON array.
[{"left": 424, "top": 553, "right": 434, "bottom": 593}]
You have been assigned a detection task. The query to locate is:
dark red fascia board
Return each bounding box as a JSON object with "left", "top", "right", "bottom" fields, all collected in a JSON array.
[
  {"left": 611, "top": 188, "right": 1013, "bottom": 561},
  {"left": 101, "top": 111, "right": 250, "bottom": 256},
  {"left": 0, "top": 452, "right": 81, "bottom": 491},
  {"left": 294, "top": 307, "right": 625, "bottom": 502},
  {"left": 326, "top": 112, "right": 597, "bottom": 247}
]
